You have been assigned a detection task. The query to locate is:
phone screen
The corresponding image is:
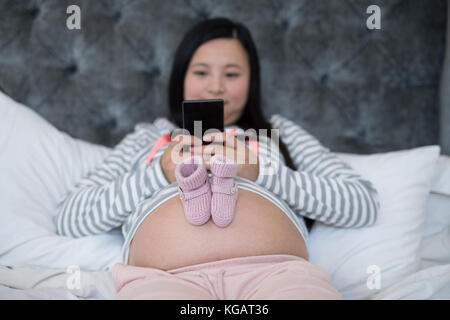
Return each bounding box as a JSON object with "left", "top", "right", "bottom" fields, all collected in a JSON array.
[{"left": 182, "top": 99, "right": 224, "bottom": 143}]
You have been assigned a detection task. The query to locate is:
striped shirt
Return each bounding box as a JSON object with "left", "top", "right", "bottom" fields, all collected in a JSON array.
[{"left": 54, "top": 114, "right": 380, "bottom": 246}]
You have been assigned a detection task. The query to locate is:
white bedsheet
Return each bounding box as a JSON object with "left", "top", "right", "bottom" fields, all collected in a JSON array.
[
  {"left": 0, "top": 265, "right": 116, "bottom": 300},
  {"left": 370, "top": 264, "right": 450, "bottom": 299},
  {"left": 0, "top": 286, "right": 80, "bottom": 300}
]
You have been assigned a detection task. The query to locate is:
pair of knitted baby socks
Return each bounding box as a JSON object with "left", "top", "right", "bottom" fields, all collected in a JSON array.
[{"left": 175, "top": 154, "right": 238, "bottom": 227}]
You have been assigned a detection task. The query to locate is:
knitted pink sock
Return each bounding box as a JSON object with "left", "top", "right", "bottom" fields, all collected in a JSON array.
[
  {"left": 175, "top": 156, "right": 211, "bottom": 225},
  {"left": 210, "top": 154, "right": 238, "bottom": 228}
]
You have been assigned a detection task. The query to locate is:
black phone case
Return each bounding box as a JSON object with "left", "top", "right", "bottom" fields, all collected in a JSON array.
[{"left": 182, "top": 99, "right": 224, "bottom": 144}]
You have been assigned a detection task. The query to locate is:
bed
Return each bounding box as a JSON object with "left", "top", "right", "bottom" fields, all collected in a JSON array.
[{"left": 0, "top": 91, "right": 449, "bottom": 300}]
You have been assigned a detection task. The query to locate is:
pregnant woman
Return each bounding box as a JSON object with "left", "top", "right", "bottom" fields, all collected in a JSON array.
[{"left": 54, "top": 18, "right": 379, "bottom": 300}]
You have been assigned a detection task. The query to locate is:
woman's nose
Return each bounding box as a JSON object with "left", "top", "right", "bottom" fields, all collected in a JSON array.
[{"left": 207, "top": 76, "right": 225, "bottom": 95}]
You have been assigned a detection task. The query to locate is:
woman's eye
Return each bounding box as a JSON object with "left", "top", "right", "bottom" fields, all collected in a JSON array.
[
  {"left": 226, "top": 73, "right": 239, "bottom": 78},
  {"left": 194, "top": 71, "right": 207, "bottom": 76}
]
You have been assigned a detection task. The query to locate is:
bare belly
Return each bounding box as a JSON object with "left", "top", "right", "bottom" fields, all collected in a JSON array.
[{"left": 128, "top": 188, "right": 308, "bottom": 271}]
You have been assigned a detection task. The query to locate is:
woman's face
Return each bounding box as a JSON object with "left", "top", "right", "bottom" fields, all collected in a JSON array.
[{"left": 184, "top": 38, "right": 250, "bottom": 126}]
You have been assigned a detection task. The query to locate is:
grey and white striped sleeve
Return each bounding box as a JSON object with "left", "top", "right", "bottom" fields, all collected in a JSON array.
[
  {"left": 54, "top": 122, "right": 171, "bottom": 238},
  {"left": 254, "top": 114, "right": 380, "bottom": 228}
]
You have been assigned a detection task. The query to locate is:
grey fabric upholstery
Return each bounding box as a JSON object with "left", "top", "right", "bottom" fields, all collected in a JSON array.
[
  {"left": 440, "top": 1, "right": 450, "bottom": 155},
  {"left": 0, "top": 0, "right": 447, "bottom": 154}
]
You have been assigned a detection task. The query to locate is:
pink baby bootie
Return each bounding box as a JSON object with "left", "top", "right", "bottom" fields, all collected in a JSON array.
[
  {"left": 175, "top": 156, "right": 211, "bottom": 225},
  {"left": 210, "top": 154, "right": 239, "bottom": 227}
]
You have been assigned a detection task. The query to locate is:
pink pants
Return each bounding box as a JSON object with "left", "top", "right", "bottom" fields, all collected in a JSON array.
[{"left": 112, "top": 254, "right": 342, "bottom": 300}]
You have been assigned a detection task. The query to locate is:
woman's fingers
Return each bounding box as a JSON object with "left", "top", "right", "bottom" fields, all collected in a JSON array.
[
  {"left": 175, "top": 134, "right": 203, "bottom": 146},
  {"left": 171, "top": 132, "right": 253, "bottom": 167},
  {"left": 161, "top": 134, "right": 204, "bottom": 183},
  {"left": 202, "top": 146, "right": 236, "bottom": 170},
  {"left": 172, "top": 134, "right": 202, "bottom": 153},
  {"left": 203, "top": 144, "right": 249, "bottom": 167},
  {"left": 169, "top": 134, "right": 203, "bottom": 165},
  {"left": 203, "top": 132, "right": 238, "bottom": 149}
]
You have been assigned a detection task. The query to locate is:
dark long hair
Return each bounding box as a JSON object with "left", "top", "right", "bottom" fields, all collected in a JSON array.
[{"left": 167, "top": 17, "right": 314, "bottom": 232}]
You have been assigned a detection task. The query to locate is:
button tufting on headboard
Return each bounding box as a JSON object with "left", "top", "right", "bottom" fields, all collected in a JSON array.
[
  {"left": 279, "top": 19, "right": 289, "bottom": 32},
  {"left": 28, "top": 7, "right": 40, "bottom": 19},
  {"left": 65, "top": 64, "right": 78, "bottom": 75},
  {"left": 320, "top": 74, "right": 328, "bottom": 85},
  {"left": 144, "top": 67, "right": 161, "bottom": 79},
  {"left": 112, "top": 11, "right": 121, "bottom": 23}
]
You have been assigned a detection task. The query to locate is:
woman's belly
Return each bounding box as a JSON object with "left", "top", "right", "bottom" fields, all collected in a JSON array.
[{"left": 128, "top": 188, "right": 308, "bottom": 271}]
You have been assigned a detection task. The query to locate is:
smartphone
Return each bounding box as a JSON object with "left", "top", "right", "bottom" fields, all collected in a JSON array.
[{"left": 182, "top": 99, "right": 224, "bottom": 145}]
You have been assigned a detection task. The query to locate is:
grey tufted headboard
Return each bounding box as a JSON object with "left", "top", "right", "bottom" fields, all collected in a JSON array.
[{"left": 0, "top": 0, "right": 447, "bottom": 154}]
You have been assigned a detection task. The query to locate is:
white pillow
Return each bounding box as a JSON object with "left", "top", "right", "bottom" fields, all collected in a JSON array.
[
  {"left": 423, "top": 156, "right": 450, "bottom": 238},
  {"left": 429, "top": 155, "right": 450, "bottom": 196},
  {"left": 307, "top": 145, "right": 440, "bottom": 299},
  {"left": 419, "top": 155, "right": 450, "bottom": 268},
  {"left": 0, "top": 92, "right": 123, "bottom": 271}
]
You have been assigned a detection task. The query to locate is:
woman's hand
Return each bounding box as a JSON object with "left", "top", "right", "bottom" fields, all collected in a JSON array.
[
  {"left": 193, "top": 132, "right": 259, "bottom": 182},
  {"left": 160, "top": 134, "right": 203, "bottom": 183}
]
